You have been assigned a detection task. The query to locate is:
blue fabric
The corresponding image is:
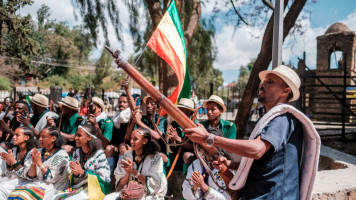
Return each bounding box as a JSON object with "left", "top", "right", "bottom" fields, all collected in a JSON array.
[{"left": 242, "top": 113, "right": 304, "bottom": 200}]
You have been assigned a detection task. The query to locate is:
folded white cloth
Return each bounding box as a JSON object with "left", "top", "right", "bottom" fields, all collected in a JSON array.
[
  {"left": 112, "top": 107, "right": 131, "bottom": 129},
  {"left": 229, "top": 104, "right": 320, "bottom": 200},
  {"left": 35, "top": 111, "right": 58, "bottom": 132}
]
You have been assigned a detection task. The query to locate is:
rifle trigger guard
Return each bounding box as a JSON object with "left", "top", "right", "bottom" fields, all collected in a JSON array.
[{"left": 156, "top": 95, "right": 164, "bottom": 105}]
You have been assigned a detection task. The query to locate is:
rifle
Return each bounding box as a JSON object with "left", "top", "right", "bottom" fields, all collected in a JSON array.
[{"left": 105, "top": 46, "right": 238, "bottom": 198}]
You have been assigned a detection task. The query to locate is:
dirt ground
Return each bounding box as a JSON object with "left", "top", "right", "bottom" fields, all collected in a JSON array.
[{"left": 321, "top": 134, "right": 356, "bottom": 157}]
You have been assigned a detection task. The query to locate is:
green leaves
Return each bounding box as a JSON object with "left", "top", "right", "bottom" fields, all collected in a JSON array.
[{"left": 0, "top": 77, "right": 12, "bottom": 91}]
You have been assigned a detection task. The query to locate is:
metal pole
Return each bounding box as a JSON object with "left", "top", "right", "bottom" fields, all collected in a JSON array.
[{"left": 272, "top": 0, "right": 284, "bottom": 69}]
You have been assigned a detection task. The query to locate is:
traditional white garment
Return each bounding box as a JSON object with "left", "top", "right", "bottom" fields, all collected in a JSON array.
[
  {"left": 0, "top": 111, "right": 13, "bottom": 120},
  {"left": 0, "top": 146, "right": 7, "bottom": 176},
  {"left": 35, "top": 112, "right": 59, "bottom": 132},
  {"left": 0, "top": 147, "right": 33, "bottom": 199},
  {"left": 229, "top": 104, "right": 321, "bottom": 200},
  {"left": 183, "top": 159, "right": 231, "bottom": 200},
  {"left": 52, "top": 148, "right": 111, "bottom": 200},
  {"left": 112, "top": 107, "right": 131, "bottom": 129},
  {"left": 104, "top": 150, "right": 167, "bottom": 200},
  {"left": 17, "top": 148, "right": 70, "bottom": 200},
  {"left": 96, "top": 112, "right": 108, "bottom": 123},
  {"left": 72, "top": 148, "right": 111, "bottom": 193}
]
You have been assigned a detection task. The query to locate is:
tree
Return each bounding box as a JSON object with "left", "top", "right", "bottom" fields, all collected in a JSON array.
[
  {"left": 0, "top": 0, "right": 39, "bottom": 73},
  {"left": 71, "top": 0, "right": 122, "bottom": 45},
  {"left": 237, "top": 60, "right": 254, "bottom": 95},
  {"left": 93, "top": 51, "right": 113, "bottom": 92},
  {"left": 0, "top": 76, "right": 12, "bottom": 91},
  {"left": 31, "top": 5, "right": 94, "bottom": 78},
  {"left": 71, "top": 0, "right": 206, "bottom": 97},
  {"left": 216, "top": 0, "right": 310, "bottom": 138},
  {"left": 36, "top": 4, "right": 50, "bottom": 30}
]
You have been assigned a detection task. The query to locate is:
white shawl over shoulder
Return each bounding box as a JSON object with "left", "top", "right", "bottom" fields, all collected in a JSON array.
[{"left": 229, "top": 104, "right": 321, "bottom": 200}]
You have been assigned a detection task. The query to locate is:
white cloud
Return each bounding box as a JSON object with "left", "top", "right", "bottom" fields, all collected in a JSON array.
[
  {"left": 282, "top": 10, "right": 356, "bottom": 69},
  {"left": 282, "top": 13, "right": 325, "bottom": 68},
  {"left": 341, "top": 11, "right": 356, "bottom": 31},
  {"left": 214, "top": 24, "right": 262, "bottom": 71},
  {"left": 19, "top": 0, "right": 80, "bottom": 26}
]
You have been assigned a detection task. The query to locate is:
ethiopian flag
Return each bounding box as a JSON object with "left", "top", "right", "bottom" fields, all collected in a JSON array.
[{"left": 147, "top": 0, "right": 191, "bottom": 105}]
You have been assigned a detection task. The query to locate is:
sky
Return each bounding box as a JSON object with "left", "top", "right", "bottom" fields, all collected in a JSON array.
[{"left": 19, "top": 0, "right": 356, "bottom": 84}]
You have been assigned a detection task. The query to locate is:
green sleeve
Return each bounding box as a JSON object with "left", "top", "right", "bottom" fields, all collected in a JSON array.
[
  {"left": 225, "top": 123, "right": 237, "bottom": 139},
  {"left": 70, "top": 118, "right": 82, "bottom": 134},
  {"left": 102, "top": 120, "right": 113, "bottom": 141},
  {"left": 157, "top": 118, "right": 167, "bottom": 135}
]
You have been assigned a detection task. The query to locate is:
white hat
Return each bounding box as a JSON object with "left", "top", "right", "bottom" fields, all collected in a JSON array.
[
  {"left": 143, "top": 96, "right": 154, "bottom": 104},
  {"left": 92, "top": 97, "right": 105, "bottom": 111},
  {"left": 203, "top": 95, "right": 226, "bottom": 112},
  {"left": 177, "top": 98, "right": 195, "bottom": 112},
  {"left": 59, "top": 96, "right": 79, "bottom": 110},
  {"left": 29, "top": 94, "right": 49, "bottom": 108},
  {"left": 259, "top": 65, "right": 301, "bottom": 102}
]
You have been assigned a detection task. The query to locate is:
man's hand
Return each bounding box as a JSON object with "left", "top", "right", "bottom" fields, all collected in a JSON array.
[
  {"left": 212, "top": 156, "right": 232, "bottom": 172},
  {"left": 70, "top": 160, "right": 85, "bottom": 177},
  {"left": 62, "top": 145, "right": 75, "bottom": 154},
  {"left": 183, "top": 123, "right": 209, "bottom": 143},
  {"left": 0, "top": 119, "right": 11, "bottom": 133},
  {"left": 167, "top": 125, "right": 181, "bottom": 143},
  {"left": 46, "top": 117, "right": 56, "bottom": 126},
  {"left": 87, "top": 114, "right": 98, "bottom": 126},
  {"left": 17, "top": 114, "right": 30, "bottom": 127},
  {"left": 131, "top": 109, "right": 142, "bottom": 124},
  {"left": 0, "top": 149, "right": 16, "bottom": 165},
  {"left": 121, "top": 78, "right": 130, "bottom": 91}
]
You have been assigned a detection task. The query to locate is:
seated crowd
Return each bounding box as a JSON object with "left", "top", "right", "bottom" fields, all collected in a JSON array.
[{"left": 0, "top": 79, "right": 237, "bottom": 200}]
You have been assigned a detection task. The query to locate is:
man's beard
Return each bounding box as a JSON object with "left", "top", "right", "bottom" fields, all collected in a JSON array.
[{"left": 258, "top": 96, "right": 266, "bottom": 103}]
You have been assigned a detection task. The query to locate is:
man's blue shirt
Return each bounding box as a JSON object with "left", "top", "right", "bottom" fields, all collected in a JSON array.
[{"left": 243, "top": 113, "right": 304, "bottom": 200}]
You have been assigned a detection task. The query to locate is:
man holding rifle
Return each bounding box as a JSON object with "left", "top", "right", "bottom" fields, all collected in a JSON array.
[{"left": 184, "top": 65, "right": 311, "bottom": 199}]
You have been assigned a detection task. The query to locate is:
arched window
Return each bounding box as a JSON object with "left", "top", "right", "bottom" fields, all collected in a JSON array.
[{"left": 329, "top": 51, "right": 343, "bottom": 69}]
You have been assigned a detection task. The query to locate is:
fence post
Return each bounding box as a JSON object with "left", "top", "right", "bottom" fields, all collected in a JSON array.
[
  {"left": 13, "top": 87, "right": 16, "bottom": 100},
  {"left": 342, "top": 54, "right": 347, "bottom": 139},
  {"left": 101, "top": 89, "right": 105, "bottom": 100}
]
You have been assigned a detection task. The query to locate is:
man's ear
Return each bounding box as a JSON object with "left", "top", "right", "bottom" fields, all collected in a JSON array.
[{"left": 283, "top": 87, "right": 292, "bottom": 96}]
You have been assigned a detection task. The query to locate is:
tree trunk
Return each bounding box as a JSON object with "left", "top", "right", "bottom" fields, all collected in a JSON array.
[{"left": 234, "top": 0, "right": 307, "bottom": 139}]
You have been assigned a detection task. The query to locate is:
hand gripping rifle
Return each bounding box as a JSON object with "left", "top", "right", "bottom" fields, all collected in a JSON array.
[{"left": 105, "top": 46, "right": 238, "bottom": 198}]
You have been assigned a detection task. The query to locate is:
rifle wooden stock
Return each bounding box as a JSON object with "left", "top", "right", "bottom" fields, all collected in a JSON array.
[{"left": 105, "top": 47, "right": 236, "bottom": 189}]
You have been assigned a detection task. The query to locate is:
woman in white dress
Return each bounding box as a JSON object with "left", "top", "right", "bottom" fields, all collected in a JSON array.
[
  {"left": 53, "top": 124, "right": 111, "bottom": 200},
  {"left": 8, "top": 125, "right": 70, "bottom": 200},
  {"left": 104, "top": 127, "right": 167, "bottom": 200},
  {"left": 0, "top": 126, "right": 37, "bottom": 198}
]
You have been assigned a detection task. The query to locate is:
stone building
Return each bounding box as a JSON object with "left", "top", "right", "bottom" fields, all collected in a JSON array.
[{"left": 299, "top": 22, "right": 356, "bottom": 122}]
